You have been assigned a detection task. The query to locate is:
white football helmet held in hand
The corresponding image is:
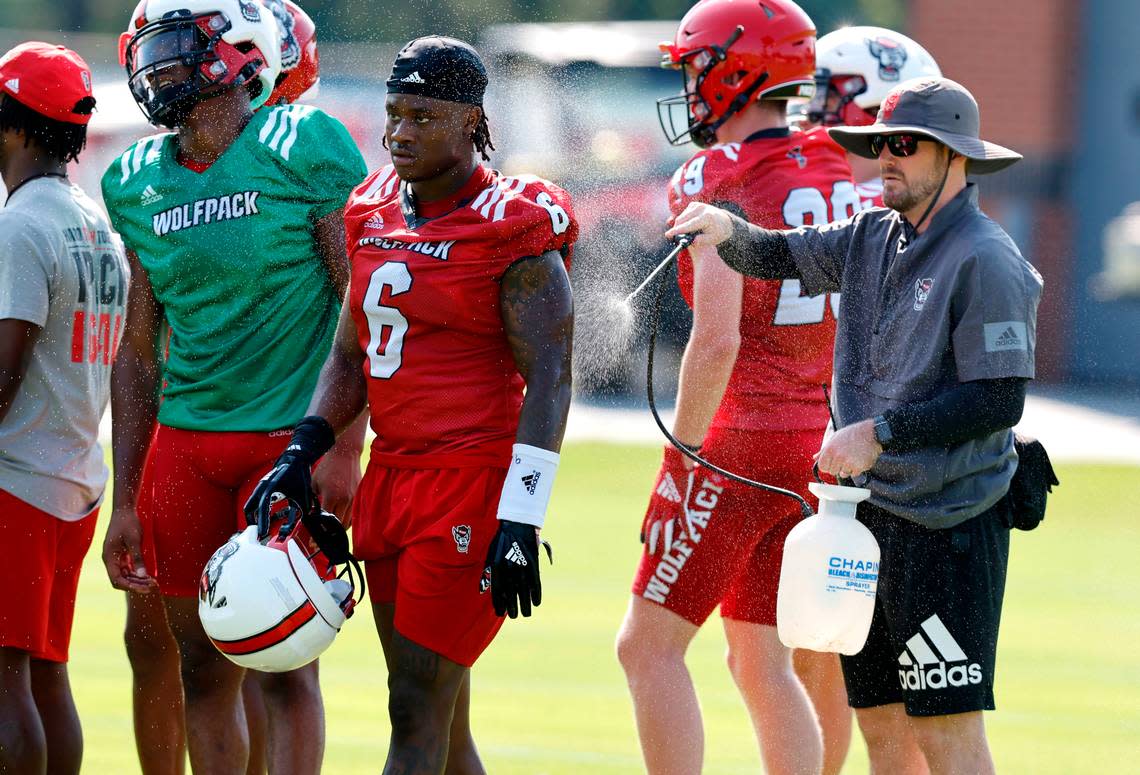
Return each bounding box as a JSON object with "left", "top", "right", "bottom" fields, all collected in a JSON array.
[{"left": 198, "top": 513, "right": 360, "bottom": 673}]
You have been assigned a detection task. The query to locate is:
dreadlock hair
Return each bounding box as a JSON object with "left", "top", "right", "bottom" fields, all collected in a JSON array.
[
  {"left": 473, "top": 110, "right": 494, "bottom": 161},
  {"left": 0, "top": 94, "right": 94, "bottom": 163}
]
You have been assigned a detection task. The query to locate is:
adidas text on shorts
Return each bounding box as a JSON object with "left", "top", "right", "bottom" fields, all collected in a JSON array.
[{"left": 840, "top": 497, "right": 1011, "bottom": 716}]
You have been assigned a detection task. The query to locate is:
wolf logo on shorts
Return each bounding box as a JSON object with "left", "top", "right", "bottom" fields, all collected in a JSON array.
[{"left": 452, "top": 525, "right": 471, "bottom": 554}]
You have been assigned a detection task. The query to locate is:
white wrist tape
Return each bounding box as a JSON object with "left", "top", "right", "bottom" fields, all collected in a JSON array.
[{"left": 496, "top": 443, "right": 561, "bottom": 528}]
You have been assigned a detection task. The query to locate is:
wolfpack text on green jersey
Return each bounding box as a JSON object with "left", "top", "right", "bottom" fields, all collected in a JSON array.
[
  {"left": 101, "top": 105, "right": 367, "bottom": 432},
  {"left": 152, "top": 190, "right": 261, "bottom": 235}
]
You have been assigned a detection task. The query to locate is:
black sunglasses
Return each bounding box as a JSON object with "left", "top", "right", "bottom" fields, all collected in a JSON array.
[{"left": 869, "top": 133, "right": 926, "bottom": 158}]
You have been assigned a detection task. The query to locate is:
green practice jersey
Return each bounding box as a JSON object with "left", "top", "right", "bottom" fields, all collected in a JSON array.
[{"left": 102, "top": 105, "right": 366, "bottom": 432}]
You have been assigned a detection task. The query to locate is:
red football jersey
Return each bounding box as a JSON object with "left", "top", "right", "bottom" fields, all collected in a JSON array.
[
  {"left": 669, "top": 126, "right": 856, "bottom": 432},
  {"left": 856, "top": 177, "right": 885, "bottom": 209},
  {"left": 344, "top": 164, "right": 577, "bottom": 466}
]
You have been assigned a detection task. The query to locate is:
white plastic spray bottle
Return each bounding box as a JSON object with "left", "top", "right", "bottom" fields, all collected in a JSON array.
[{"left": 776, "top": 482, "right": 880, "bottom": 655}]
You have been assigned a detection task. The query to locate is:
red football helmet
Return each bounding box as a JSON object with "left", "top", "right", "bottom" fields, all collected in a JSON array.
[
  {"left": 264, "top": 0, "right": 319, "bottom": 105},
  {"left": 658, "top": 0, "right": 817, "bottom": 148}
]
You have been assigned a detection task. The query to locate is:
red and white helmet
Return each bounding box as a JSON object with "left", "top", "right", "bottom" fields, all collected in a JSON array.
[
  {"left": 807, "top": 26, "right": 941, "bottom": 127},
  {"left": 263, "top": 0, "right": 319, "bottom": 105},
  {"left": 198, "top": 520, "right": 359, "bottom": 673},
  {"left": 119, "top": 0, "right": 281, "bottom": 127},
  {"left": 657, "top": 0, "right": 817, "bottom": 148}
]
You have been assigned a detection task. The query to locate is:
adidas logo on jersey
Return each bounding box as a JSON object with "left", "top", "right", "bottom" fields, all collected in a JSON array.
[
  {"left": 401, "top": 71, "right": 426, "bottom": 84},
  {"left": 521, "top": 471, "right": 540, "bottom": 496},
  {"left": 140, "top": 185, "right": 163, "bottom": 206},
  {"left": 505, "top": 542, "right": 528, "bottom": 566},
  {"left": 4, "top": 78, "right": 18, "bottom": 94},
  {"left": 995, "top": 327, "right": 1022, "bottom": 348},
  {"left": 984, "top": 321, "right": 1028, "bottom": 353},
  {"left": 363, "top": 213, "right": 385, "bottom": 230},
  {"left": 897, "top": 615, "right": 983, "bottom": 691},
  {"left": 656, "top": 473, "right": 682, "bottom": 503}
]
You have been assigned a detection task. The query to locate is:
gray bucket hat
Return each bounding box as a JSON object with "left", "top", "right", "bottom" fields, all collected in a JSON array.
[{"left": 828, "top": 76, "right": 1021, "bottom": 174}]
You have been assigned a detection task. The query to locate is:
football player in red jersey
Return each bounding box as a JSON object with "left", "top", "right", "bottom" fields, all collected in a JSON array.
[
  {"left": 245, "top": 36, "right": 576, "bottom": 774},
  {"left": 804, "top": 26, "right": 942, "bottom": 209},
  {"left": 615, "top": 2, "right": 859, "bottom": 774}
]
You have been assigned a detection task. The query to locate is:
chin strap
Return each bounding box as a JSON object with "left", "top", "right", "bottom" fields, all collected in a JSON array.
[
  {"left": 905, "top": 151, "right": 955, "bottom": 242},
  {"left": 693, "top": 71, "right": 770, "bottom": 148}
]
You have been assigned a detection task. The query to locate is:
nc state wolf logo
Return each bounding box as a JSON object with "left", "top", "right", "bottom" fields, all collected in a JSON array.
[
  {"left": 914, "top": 277, "right": 934, "bottom": 311},
  {"left": 452, "top": 525, "right": 472, "bottom": 554},
  {"left": 880, "top": 90, "right": 902, "bottom": 120},
  {"left": 238, "top": 0, "right": 261, "bottom": 22},
  {"left": 199, "top": 538, "right": 239, "bottom": 608},
  {"left": 866, "top": 36, "right": 908, "bottom": 82},
  {"left": 263, "top": 0, "right": 300, "bottom": 70}
]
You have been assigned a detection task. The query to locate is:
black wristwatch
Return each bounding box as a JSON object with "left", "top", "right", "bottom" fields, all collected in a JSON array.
[{"left": 872, "top": 414, "right": 894, "bottom": 449}]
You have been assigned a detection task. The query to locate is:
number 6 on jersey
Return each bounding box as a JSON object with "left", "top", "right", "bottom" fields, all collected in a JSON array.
[{"left": 362, "top": 262, "right": 412, "bottom": 378}]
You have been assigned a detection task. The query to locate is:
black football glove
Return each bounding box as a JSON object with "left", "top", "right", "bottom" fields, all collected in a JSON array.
[
  {"left": 483, "top": 520, "right": 552, "bottom": 619},
  {"left": 244, "top": 416, "right": 336, "bottom": 540}
]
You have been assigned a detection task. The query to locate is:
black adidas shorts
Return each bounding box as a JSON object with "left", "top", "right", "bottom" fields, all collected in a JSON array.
[{"left": 839, "top": 496, "right": 1011, "bottom": 717}]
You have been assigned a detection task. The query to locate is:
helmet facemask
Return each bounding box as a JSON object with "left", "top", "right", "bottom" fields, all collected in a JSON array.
[
  {"left": 656, "top": 26, "right": 769, "bottom": 149},
  {"left": 125, "top": 11, "right": 263, "bottom": 127},
  {"left": 806, "top": 69, "right": 873, "bottom": 127}
]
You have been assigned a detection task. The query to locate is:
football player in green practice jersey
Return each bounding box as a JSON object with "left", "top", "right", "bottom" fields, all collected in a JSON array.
[{"left": 100, "top": 1, "right": 366, "bottom": 772}]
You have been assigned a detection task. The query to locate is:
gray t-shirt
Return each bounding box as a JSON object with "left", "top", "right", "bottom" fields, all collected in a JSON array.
[
  {"left": 0, "top": 177, "right": 129, "bottom": 520},
  {"left": 783, "top": 184, "right": 1042, "bottom": 527}
]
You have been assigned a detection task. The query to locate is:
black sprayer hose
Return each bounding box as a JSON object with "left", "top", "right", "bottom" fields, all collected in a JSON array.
[{"left": 644, "top": 245, "right": 814, "bottom": 519}]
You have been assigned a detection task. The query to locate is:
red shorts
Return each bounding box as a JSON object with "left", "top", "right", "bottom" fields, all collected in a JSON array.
[
  {"left": 631, "top": 427, "right": 821, "bottom": 627},
  {"left": 0, "top": 489, "right": 98, "bottom": 662},
  {"left": 351, "top": 460, "right": 508, "bottom": 667},
  {"left": 137, "top": 424, "right": 288, "bottom": 597}
]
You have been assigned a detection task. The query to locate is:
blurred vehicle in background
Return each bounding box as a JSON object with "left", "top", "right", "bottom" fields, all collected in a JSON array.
[{"left": 1094, "top": 203, "right": 1140, "bottom": 301}]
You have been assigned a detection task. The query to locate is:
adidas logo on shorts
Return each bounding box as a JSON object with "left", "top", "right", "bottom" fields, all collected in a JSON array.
[
  {"left": 401, "top": 71, "right": 426, "bottom": 84},
  {"left": 505, "top": 542, "right": 527, "bottom": 566},
  {"left": 897, "top": 614, "right": 983, "bottom": 691},
  {"left": 140, "top": 184, "right": 163, "bottom": 206},
  {"left": 656, "top": 473, "right": 681, "bottom": 503}
]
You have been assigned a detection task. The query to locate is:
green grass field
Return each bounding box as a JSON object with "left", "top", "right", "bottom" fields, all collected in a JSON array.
[{"left": 69, "top": 443, "right": 1140, "bottom": 773}]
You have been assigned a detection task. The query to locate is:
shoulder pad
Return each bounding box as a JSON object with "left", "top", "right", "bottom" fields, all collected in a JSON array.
[
  {"left": 112, "top": 133, "right": 171, "bottom": 187},
  {"left": 256, "top": 103, "right": 320, "bottom": 161},
  {"left": 670, "top": 143, "right": 741, "bottom": 201},
  {"left": 350, "top": 165, "right": 399, "bottom": 207},
  {"left": 467, "top": 174, "right": 572, "bottom": 227}
]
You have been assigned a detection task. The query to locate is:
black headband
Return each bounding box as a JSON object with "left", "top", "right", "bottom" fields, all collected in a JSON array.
[{"left": 386, "top": 36, "right": 488, "bottom": 106}]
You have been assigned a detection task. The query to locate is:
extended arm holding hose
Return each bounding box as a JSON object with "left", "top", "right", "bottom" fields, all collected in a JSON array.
[{"left": 644, "top": 240, "right": 814, "bottom": 518}]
